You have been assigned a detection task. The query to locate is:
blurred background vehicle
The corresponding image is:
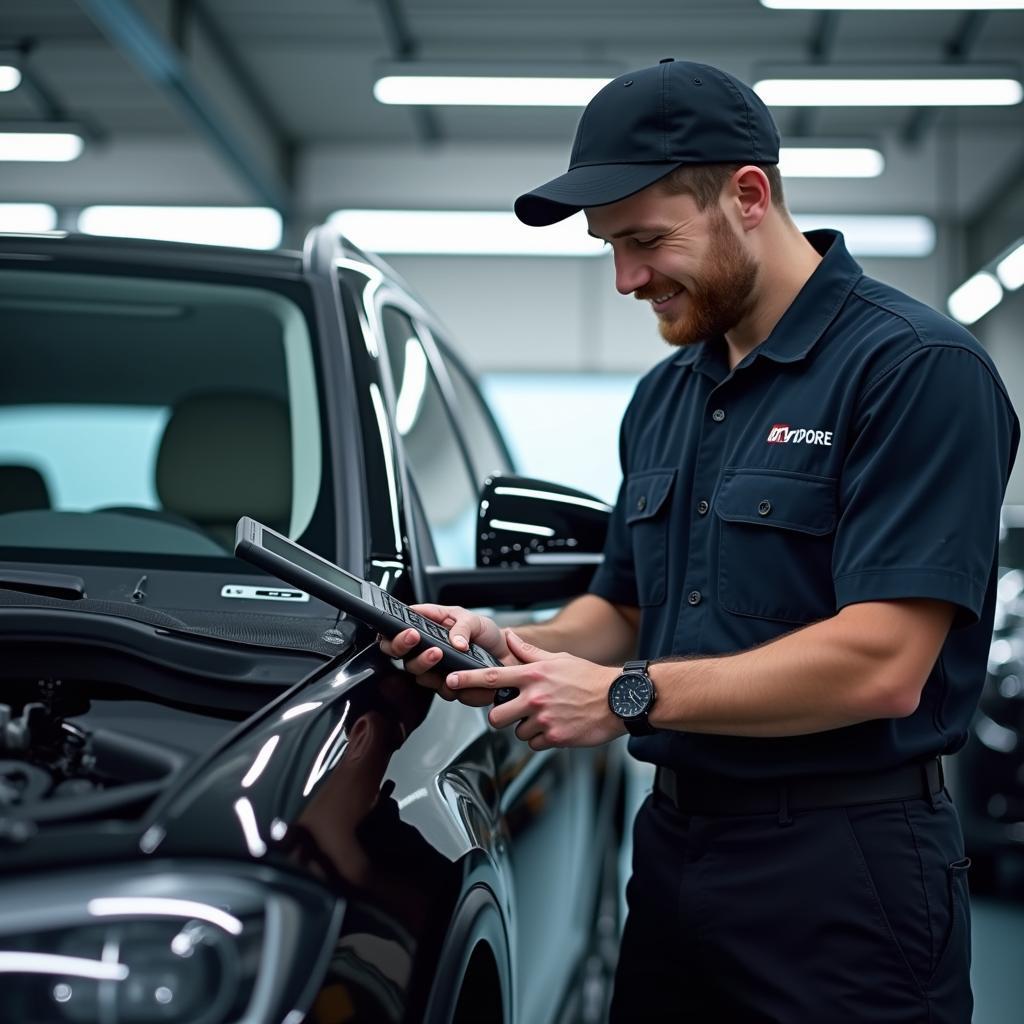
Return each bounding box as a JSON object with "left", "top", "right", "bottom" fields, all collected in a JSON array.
[{"left": 955, "top": 509, "right": 1024, "bottom": 898}]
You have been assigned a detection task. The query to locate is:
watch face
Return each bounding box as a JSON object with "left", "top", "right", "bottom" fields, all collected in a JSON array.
[{"left": 609, "top": 672, "right": 653, "bottom": 719}]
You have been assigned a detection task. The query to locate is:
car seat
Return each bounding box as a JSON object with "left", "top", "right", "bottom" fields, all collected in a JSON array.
[
  {"left": 155, "top": 392, "right": 292, "bottom": 548},
  {"left": 0, "top": 465, "right": 52, "bottom": 514}
]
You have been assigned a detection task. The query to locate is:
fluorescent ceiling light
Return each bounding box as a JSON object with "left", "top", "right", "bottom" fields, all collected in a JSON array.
[
  {"left": 948, "top": 272, "right": 1002, "bottom": 324},
  {"left": 779, "top": 146, "right": 883, "bottom": 177},
  {"left": 995, "top": 240, "right": 1024, "bottom": 291},
  {"left": 793, "top": 215, "right": 935, "bottom": 256},
  {"left": 330, "top": 209, "right": 606, "bottom": 257},
  {"left": 78, "top": 206, "right": 282, "bottom": 250},
  {"left": 0, "top": 66, "right": 21, "bottom": 92},
  {"left": 0, "top": 132, "right": 83, "bottom": 161},
  {"left": 0, "top": 203, "right": 57, "bottom": 232},
  {"left": 755, "top": 77, "right": 1022, "bottom": 106},
  {"left": 374, "top": 75, "right": 609, "bottom": 107},
  {"left": 762, "top": 1, "right": 1024, "bottom": 9}
]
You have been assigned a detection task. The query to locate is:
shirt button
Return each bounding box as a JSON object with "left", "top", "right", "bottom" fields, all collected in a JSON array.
[
  {"left": 712, "top": 408, "right": 726, "bottom": 423},
  {"left": 697, "top": 499, "right": 709, "bottom": 516},
  {"left": 636, "top": 495, "right": 647, "bottom": 512},
  {"left": 687, "top": 590, "right": 702, "bottom": 606},
  {"left": 758, "top": 500, "right": 772, "bottom": 516}
]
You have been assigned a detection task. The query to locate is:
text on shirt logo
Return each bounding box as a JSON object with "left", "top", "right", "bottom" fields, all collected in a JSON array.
[{"left": 766, "top": 423, "right": 833, "bottom": 446}]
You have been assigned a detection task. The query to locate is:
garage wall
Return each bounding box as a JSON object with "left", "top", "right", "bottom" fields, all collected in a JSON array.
[
  {"left": 980, "top": 291, "right": 1024, "bottom": 506},
  {"left": 969, "top": 166, "right": 1024, "bottom": 506},
  {"left": 388, "top": 233, "right": 958, "bottom": 375}
]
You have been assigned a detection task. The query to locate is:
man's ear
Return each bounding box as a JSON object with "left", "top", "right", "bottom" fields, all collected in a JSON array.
[{"left": 728, "top": 166, "right": 771, "bottom": 230}]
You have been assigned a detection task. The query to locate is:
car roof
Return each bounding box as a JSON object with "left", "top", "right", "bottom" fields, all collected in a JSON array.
[{"left": 0, "top": 231, "right": 306, "bottom": 277}]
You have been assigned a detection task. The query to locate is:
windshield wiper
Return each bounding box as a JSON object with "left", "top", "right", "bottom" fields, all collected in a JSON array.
[{"left": 0, "top": 571, "right": 86, "bottom": 601}]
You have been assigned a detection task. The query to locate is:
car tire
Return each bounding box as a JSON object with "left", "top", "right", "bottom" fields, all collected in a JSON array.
[{"left": 423, "top": 884, "right": 511, "bottom": 1024}]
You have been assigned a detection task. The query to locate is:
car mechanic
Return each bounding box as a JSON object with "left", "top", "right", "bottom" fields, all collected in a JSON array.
[{"left": 380, "top": 59, "right": 1020, "bottom": 1022}]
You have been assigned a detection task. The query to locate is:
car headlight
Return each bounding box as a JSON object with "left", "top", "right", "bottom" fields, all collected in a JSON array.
[{"left": 0, "top": 862, "right": 344, "bottom": 1024}]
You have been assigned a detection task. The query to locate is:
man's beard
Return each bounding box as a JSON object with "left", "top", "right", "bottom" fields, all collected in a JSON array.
[{"left": 637, "top": 209, "right": 759, "bottom": 348}]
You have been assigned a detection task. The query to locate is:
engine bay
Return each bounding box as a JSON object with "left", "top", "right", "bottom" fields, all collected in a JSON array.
[{"left": 0, "top": 676, "right": 239, "bottom": 829}]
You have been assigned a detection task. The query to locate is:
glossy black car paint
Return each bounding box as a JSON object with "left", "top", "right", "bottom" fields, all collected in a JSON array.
[{"left": 0, "top": 230, "right": 621, "bottom": 1024}]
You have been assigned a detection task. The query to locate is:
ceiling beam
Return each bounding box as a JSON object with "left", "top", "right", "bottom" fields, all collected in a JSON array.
[
  {"left": 902, "top": 11, "right": 988, "bottom": 147},
  {"left": 374, "top": 0, "right": 442, "bottom": 146},
  {"left": 4, "top": 39, "right": 106, "bottom": 142},
  {"left": 790, "top": 11, "right": 839, "bottom": 139},
  {"left": 965, "top": 143, "right": 1024, "bottom": 269},
  {"left": 75, "top": 0, "right": 293, "bottom": 213}
]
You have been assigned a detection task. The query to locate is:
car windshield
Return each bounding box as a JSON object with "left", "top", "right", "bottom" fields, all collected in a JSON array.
[{"left": 0, "top": 267, "right": 326, "bottom": 564}]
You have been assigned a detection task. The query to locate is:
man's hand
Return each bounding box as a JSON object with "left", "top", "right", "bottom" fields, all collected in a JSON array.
[
  {"left": 379, "top": 603, "right": 514, "bottom": 706},
  {"left": 447, "top": 631, "right": 626, "bottom": 751}
]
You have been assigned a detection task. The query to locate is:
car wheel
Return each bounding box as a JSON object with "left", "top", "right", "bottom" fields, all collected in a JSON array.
[
  {"left": 423, "top": 885, "right": 510, "bottom": 1024},
  {"left": 451, "top": 942, "right": 505, "bottom": 1024}
]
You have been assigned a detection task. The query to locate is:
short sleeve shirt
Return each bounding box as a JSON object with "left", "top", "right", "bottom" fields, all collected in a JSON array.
[{"left": 590, "top": 230, "right": 1020, "bottom": 779}]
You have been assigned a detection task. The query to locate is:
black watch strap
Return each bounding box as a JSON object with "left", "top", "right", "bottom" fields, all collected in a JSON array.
[{"left": 618, "top": 660, "right": 656, "bottom": 736}]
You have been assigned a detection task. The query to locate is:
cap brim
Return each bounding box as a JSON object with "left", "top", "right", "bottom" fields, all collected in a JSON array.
[{"left": 514, "top": 161, "right": 682, "bottom": 227}]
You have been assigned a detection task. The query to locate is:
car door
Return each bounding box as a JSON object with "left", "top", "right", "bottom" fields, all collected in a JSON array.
[
  {"left": 426, "top": 326, "right": 599, "bottom": 1024},
  {"left": 335, "top": 247, "right": 601, "bottom": 1021}
]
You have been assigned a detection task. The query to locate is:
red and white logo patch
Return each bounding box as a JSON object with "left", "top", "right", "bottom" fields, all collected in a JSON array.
[{"left": 766, "top": 423, "right": 833, "bottom": 446}]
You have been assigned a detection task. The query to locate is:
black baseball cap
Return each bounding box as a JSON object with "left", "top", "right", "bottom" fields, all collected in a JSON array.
[{"left": 514, "top": 58, "right": 780, "bottom": 227}]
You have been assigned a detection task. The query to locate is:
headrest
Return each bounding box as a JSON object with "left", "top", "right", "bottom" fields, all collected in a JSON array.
[
  {"left": 0, "top": 465, "right": 52, "bottom": 514},
  {"left": 156, "top": 393, "right": 292, "bottom": 532}
]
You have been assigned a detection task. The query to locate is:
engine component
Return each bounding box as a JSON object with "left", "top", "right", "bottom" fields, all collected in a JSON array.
[{"left": 0, "top": 760, "right": 51, "bottom": 807}]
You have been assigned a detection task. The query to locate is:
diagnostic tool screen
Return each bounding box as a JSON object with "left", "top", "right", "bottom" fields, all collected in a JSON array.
[{"left": 262, "top": 532, "right": 363, "bottom": 597}]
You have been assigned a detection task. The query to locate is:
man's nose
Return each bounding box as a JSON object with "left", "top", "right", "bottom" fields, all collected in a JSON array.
[{"left": 614, "top": 250, "right": 652, "bottom": 296}]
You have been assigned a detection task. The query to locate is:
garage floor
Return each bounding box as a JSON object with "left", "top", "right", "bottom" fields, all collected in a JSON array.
[{"left": 618, "top": 757, "right": 1024, "bottom": 1022}]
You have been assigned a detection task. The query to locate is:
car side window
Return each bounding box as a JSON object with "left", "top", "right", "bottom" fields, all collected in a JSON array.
[
  {"left": 380, "top": 306, "right": 478, "bottom": 567},
  {"left": 437, "top": 344, "right": 514, "bottom": 484}
]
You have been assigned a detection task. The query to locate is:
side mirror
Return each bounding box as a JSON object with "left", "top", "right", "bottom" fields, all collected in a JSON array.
[
  {"left": 475, "top": 474, "right": 610, "bottom": 568},
  {"left": 424, "top": 475, "right": 611, "bottom": 610}
]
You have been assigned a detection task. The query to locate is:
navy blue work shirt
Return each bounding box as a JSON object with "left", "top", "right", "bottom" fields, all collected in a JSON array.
[{"left": 590, "top": 230, "right": 1020, "bottom": 780}]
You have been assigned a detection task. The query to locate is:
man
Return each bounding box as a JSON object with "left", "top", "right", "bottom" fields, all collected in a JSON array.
[{"left": 381, "top": 59, "right": 1019, "bottom": 1021}]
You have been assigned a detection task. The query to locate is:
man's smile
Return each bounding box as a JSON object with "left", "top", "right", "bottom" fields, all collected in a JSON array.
[{"left": 649, "top": 287, "right": 683, "bottom": 312}]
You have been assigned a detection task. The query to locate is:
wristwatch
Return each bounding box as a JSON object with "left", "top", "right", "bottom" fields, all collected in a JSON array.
[{"left": 608, "top": 660, "right": 657, "bottom": 736}]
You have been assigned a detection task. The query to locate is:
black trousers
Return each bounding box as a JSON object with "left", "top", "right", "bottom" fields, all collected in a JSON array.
[{"left": 609, "top": 788, "right": 973, "bottom": 1023}]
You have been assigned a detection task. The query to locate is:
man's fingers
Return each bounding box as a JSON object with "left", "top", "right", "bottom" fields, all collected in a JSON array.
[
  {"left": 418, "top": 676, "right": 495, "bottom": 707},
  {"left": 378, "top": 627, "right": 447, "bottom": 675},
  {"left": 443, "top": 685, "right": 495, "bottom": 707},
  {"left": 408, "top": 603, "right": 467, "bottom": 645},
  {"left": 504, "top": 630, "right": 553, "bottom": 663},
  {"left": 447, "top": 663, "right": 533, "bottom": 693},
  {"left": 515, "top": 717, "right": 544, "bottom": 743},
  {"left": 409, "top": 603, "right": 458, "bottom": 624},
  {"left": 488, "top": 693, "right": 532, "bottom": 730},
  {"left": 410, "top": 603, "right": 481, "bottom": 653},
  {"left": 403, "top": 646, "right": 447, "bottom": 676},
  {"left": 379, "top": 627, "right": 421, "bottom": 659}
]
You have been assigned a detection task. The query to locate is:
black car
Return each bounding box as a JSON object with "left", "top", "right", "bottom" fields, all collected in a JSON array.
[{"left": 0, "top": 228, "right": 623, "bottom": 1024}]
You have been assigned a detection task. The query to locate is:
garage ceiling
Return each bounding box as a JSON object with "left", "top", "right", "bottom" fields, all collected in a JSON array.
[{"left": 2, "top": 0, "right": 1024, "bottom": 225}]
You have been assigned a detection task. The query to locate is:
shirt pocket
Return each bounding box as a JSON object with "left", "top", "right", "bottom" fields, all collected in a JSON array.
[
  {"left": 626, "top": 468, "right": 676, "bottom": 607},
  {"left": 716, "top": 469, "right": 837, "bottom": 624}
]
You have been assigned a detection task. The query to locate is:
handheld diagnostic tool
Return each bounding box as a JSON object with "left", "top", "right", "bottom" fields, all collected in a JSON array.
[{"left": 235, "top": 517, "right": 517, "bottom": 703}]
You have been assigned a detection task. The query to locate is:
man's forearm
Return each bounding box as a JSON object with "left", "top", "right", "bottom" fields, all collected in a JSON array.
[
  {"left": 514, "top": 593, "right": 639, "bottom": 666},
  {"left": 648, "top": 600, "right": 954, "bottom": 738}
]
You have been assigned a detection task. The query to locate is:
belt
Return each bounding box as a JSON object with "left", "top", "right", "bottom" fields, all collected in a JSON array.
[{"left": 654, "top": 757, "right": 944, "bottom": 820}]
